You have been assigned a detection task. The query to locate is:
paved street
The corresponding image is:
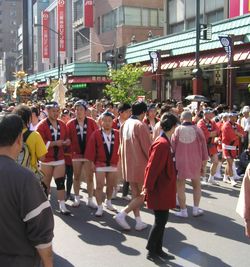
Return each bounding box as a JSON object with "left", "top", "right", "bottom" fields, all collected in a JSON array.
[{"left": 51, "top": 180, "right": 250, "bottom": 267}]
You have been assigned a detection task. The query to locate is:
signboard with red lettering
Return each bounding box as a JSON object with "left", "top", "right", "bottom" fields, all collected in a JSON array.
[
  {"left": 229, "top": 0, "right": 250, "bottom": 18},
  {"left": 42, "top": 11, "right": 50, "bottom": 63},
  {"left": 84, "top": 0, "right": 94, "bottom": 28},
  {"left": 57, "top": 0, "right": 66, "bottom": 56}
]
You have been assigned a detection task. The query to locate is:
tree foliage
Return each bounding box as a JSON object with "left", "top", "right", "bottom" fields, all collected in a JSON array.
[{"left": 104, "top": 64, "right": 146, "bottom": 103}]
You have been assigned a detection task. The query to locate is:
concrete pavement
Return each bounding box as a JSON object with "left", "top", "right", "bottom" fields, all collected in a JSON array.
[{"left": 51, "top": 181, "right": 250, "bottom": 267}]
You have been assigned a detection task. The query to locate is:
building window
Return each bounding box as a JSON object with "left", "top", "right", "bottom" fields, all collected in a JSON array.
[
  {"left": 207, "top": 9, "right": 224, "bottom": 24},
  {"left": 124, "top": 7, "right": 141, "bottom": 26},
  {"left": 102, "top": 9, "right": 117, "bottom": 33},
  {"left": 169, "top": 22, "right": 184, "bottom": 34}
]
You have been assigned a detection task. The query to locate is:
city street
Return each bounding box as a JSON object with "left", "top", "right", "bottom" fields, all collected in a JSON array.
[{"left": 51, "top": 180, "right": 250, "bottom": 267}]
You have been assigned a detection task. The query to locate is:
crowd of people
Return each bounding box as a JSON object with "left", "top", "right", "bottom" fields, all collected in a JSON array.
[{"left": 0, "top": 97, "right": 250, "bottom": 265}]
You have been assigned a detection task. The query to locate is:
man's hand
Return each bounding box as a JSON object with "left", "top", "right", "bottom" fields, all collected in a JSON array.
[
  {"left": 63, "top": 139, "right": 71, "bottom": 146},
  {"left": 245, "top": 220, "right": 250, "bottom": 238}
]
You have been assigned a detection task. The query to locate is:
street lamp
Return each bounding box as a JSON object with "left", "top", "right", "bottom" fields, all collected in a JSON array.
[{"left": 33, "top": 23, "right": 61, "bottom": 79}]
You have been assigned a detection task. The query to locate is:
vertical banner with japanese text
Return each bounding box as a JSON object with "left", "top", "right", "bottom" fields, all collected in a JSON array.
[
  {"left": 84, "top": 0, "right": 94, "bottom": 28},
  {"left": 57, "top": 0, "right": 66, "bottom": 58},
  {"left": 42, "top": 11, "right": 50, "bottom": 63}
]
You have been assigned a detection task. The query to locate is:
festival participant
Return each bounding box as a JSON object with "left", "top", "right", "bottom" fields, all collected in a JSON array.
[
  {"left": 85, "top": 111, "right": 120, "bottom": 216},
  {"left": 172, "top": 111, "right": 208, "bottom": 218},
  {"left": 214, "top": 113, "right": 229, "bottom": 179},
  {"left": 143, "top": 112, "right": 177, "bottom": 262},
  {"left": 112, "top": 103, "right": 132, "bottom": 199},
  {"left": 222, "top": 112, "right": 244, "bottom": 186},
  {"left": 236, "top": 163, "right": 250, "bottom": 238},
  {"left": 115, "top": 101, "right": 151, "bottom": 231},
  {"left": 143, "top": 104, "right": 159, "bottom": 136},
  {"left": 37, "top": 101, "right": 71, "bottom": 215},
  {"left": 66, "top": 100, "right": 98, "bottom": 208},
  {"left": 197, "top": 108, "right": 220, "bottom": 185}
]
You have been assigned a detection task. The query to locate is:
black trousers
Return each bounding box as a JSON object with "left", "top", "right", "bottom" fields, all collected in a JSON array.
[
  {"left": 122, "top": 181, "right": 130, "bottom": 197},
  {"left": 65, "top": 164, "right": 73, "bottom": 196},
  {"left": 146, "top": 210, "right": 169, "bottom": 253}
]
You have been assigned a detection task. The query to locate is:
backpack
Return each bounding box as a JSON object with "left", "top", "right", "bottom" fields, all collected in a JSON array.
[{"left": 17, "top": 130, "right": 32, "bottom": 168}]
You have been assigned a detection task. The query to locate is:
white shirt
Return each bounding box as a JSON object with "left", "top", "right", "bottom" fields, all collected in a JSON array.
[{"left": 102, "top": 131, "right": 112, "bottom": 153}]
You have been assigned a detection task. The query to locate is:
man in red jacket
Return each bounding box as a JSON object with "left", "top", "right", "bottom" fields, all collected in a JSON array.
[
  {"left": 222, "top": 112, "right": 244, "bottom": 186},
  {"left": 66, "top": 100, "right": 98, "bottom": 208},
  {"left": 197, "top": 108, "right": 220, "bottom": 185},
  {"left": 85, "top": 111, "right": 120, "bottom": 217},
  {"left": 37, "top": 102, "right": 71, "bottom": 215}
]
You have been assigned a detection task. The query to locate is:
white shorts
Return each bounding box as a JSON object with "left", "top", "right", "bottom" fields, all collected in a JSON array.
[
  {"left": 41, "top": 160, "right": 65, "bottom": 167},
  {"left": 95, "top": 166, "right": 118, "bottom": 173}
]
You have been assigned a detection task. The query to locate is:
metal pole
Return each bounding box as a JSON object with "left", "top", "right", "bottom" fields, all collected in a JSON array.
[
  {"left": 195, "top": 0, "right": 200, "bottom": 71},
  {"left": 58, "top": 31, "right": 60, "bottom": 79}
]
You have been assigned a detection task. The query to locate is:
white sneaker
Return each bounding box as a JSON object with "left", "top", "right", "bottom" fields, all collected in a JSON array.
[
  {"left": 193, "top": 208, "right": 204, "bottom": 217},
  {"left": 229, "top": 177, "right": 237, "bottom": 187},
  {"left": 114, "top": 212, "right": 131, "bottom": 230},
  {"left": 223, "top": 175, "right": 230, "bottom": 184},
  {"left": 207, "top": 177, "right": 219, "bottom": 185},
  {"left": 72, "top": 198, "right": 80, "bottom": 207},
  {"left": 135, "top": 221, "right": 148, "bottom": 231},
  {"left": 201, "top": 176, "right": 207, "bottom": 185},
  {"left": 87, "top": 198, "right": 97, "bottom": 209},
  {"left": 174, "top": 209, "right": 188, "bottom": 218},
  {"left": 95, "top": 205, "right": 103, "bottom": 217},
  {"left": 104, "top": 199, "right": 117, "bottom": 211}
]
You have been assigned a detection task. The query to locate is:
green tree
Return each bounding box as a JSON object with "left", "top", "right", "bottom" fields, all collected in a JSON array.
[
  {"left": 45, "top": 80, "right": 58, "bottom": 101},
  {"left": 104, "top": 64, "right": 146, "bottom": 103}
]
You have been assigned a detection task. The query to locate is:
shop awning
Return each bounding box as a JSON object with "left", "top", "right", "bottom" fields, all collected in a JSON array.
[
  {"left": 68, "top": 76, "right": 110, "bottom": 84},
  {"left": 155, "top": 48, "right": 250, "bottom": 72}
]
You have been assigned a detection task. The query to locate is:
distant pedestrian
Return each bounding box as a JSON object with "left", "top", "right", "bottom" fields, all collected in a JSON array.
[{"left": 0, "top": 114, "right": 54, "bottom": 267}]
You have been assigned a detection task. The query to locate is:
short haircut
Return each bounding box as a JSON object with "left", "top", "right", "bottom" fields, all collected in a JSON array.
[
  {"left": 0, "top": 114, "right": 23, "bottom": 146},
  {"left": 13, "top": 104, "right": 32, "bottom": 127},
  {"left": 180, "top": 111, "right": 192, "bottom": 121},
  {"left": 160, "top": 112, "right": 178, "bottom": 132},
  {"left": 31, "top": 106, "right": 40, "bottom": 117},
  {"left": 101, "top": 111, "right": 114, "bottom": 120},
  {"left": 132, "top": 101, "right": 147, "bottom": 116},
  {"left": 118, "top": 103, "right": 131, "bottom": 113}
]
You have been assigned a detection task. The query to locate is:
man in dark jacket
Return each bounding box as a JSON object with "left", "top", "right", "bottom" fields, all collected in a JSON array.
[{"left": 0, "top": 114, "right": 54, "bottom": 267}]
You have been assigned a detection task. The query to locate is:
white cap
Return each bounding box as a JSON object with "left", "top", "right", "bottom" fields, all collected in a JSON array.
[{"left": 242, "top": 106, "right": 250, "bottom": 113}]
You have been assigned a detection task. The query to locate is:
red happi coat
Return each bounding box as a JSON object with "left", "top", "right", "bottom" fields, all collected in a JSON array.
[
  {"left": 222, "top": 121, "right": 244, "bottom": 158},
  {"left": 37, "top": 118, "right": 68, "bottom": 162},
  {"left": 66, "top": 117, "right": 98, "bottom": 159},
  {"left": 143, "top": 135, "right": 177, "bottom": 210},
  {"left": 84, "top": 129, "right": 120, "bottom": 168},
  {"left": 197, "top": 118, "right": 219, "bottom": 156}
]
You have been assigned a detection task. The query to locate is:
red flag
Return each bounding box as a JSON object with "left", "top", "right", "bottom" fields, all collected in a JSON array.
[
  {"left": 42, "top": 11, "right": 50, "bottom": 63},
  {"left": 84, "top": 0, "right": 94, "bottom": 28},
  {"left": 57, "top": 0, "right": 66, "bottom": 54}
]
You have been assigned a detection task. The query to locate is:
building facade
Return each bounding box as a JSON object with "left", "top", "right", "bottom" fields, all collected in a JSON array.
[{"left": 0, "top": 0, "right": 22, "bottom": 84}]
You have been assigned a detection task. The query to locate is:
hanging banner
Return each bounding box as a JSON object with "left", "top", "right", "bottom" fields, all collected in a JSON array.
[
  {"left": 57, "top": 0, "right": 66, "bottom": 56},
  {"left": 149, "top": 51, "right": 160, "bottom": 73},
  {"left": 229, "top": 0, "right": 250, "bottom": 18},
  {"left": 84, "top": 0, "right": 94, "bottom": 28},
  {"left": 219, "top": 35, "right": 233, "bottom": 63},
  {"left": 42, "top": 11, "right": 50, "bottom": 63}
]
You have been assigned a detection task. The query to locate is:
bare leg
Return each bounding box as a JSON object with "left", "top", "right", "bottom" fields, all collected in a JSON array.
[
  {"left": 95, "top": 172, "right": 105, "bottom": 205},
  {"left": 83, "top": 161, "right": 95, "bottom": 198},
  {"left": 106, "top": 172, "right": 117, "bottom": 200},
  {"left": 176, "top": 179, "right": 186, "bottom": 209},
  {"left": 53, "top": 164, "right": 66, "bottom": 201},
  {"left": 72, "top": 161, "right": 83, "bottom": 196},
  {"left": 191, "top": 178, "right": 202, "bottom": 207}
]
